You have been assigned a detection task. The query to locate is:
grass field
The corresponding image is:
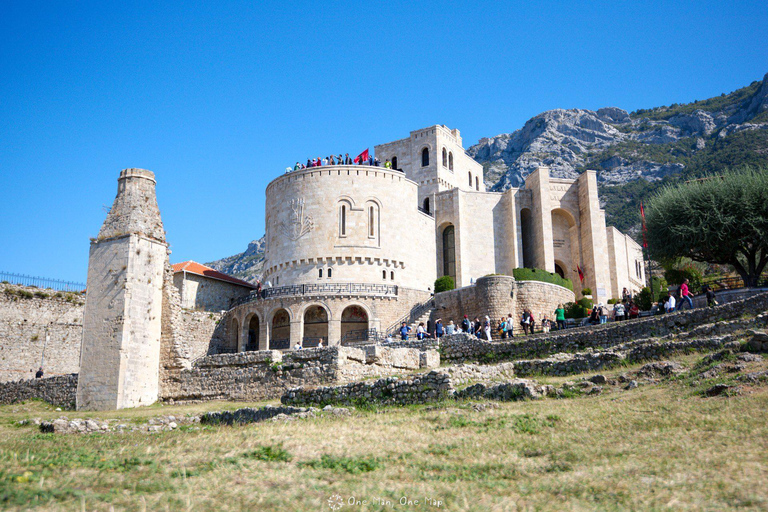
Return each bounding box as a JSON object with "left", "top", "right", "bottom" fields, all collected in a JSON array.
[{"left": 1, "top": 360, "right": 767, "bottom": 511}]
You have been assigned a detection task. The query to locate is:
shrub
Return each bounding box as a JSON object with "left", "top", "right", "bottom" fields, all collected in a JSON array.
[
  {"left": 581, "top": 288, "right": 592, "bottom": 296},
  {"left": 512, "top": 268, "right": 573, "bottom": 291},
  {"left": 607, "top": 298, "right": 618, "bottom": 304},
  {"left": 664, "top": 265, "right": 703, "bottom": 294},
  {"left": 434, "top": 276, "right": 455, "bottom": 293},
  {"left": 635, "top": 277, "right": 668, "bottom": 311}
]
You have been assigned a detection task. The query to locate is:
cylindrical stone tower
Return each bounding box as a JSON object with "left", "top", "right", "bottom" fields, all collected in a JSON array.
[{"left": 262, "top": 166, "right": 436, "bottom": 292}]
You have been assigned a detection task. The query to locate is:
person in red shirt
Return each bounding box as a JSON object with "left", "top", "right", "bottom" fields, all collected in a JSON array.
[{"left": 677, "top": 278, "right": 694, "bottom": 310}]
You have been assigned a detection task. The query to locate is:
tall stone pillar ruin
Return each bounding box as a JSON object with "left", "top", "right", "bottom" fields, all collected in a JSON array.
[{"left": 76, "top": 169, "right": 168, "bottom": 410}]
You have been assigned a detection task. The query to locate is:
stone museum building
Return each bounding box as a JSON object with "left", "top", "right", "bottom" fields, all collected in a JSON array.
[{"left": 226, "top": 125, "right": 645, "bottom": 352}]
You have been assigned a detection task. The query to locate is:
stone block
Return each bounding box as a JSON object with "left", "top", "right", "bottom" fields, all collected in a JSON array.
[{"left": 419, "top": 350, "right": 440, "bottom": 368}]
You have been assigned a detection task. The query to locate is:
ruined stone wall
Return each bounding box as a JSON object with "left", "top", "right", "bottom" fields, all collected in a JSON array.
[
  {"left": 0, "top": 374, "right": 78, "bottom": 408},
  {"left": 161, "top": 345, "right": 438, "bottom": 403},
  {"left": 180, "top": 310, "right": 227, "bottom": 359},
  {"left": 438, "top": 291, "right": 768, "bottom": 363},
  {"left": 0, "top": 284, "right": 84, "bottom": 383}
]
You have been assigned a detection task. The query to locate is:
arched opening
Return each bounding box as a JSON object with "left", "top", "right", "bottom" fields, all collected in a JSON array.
[
  {"left": 449, "top": 152, "right": 454, "bottom": 171},
  {"left": 270, "top": 309, "right": 290, "bottom": 350},
  {"left": 303, "top": 305, "right": 328, "bottom": 348},
  {"left": 382, "top": 270, "right": 387, "bottom": 280},
  {"left": 423, "top": 197, "right": 430, "bottom": 214},
  {"left": 318, "top": 268, "right": 323, "bottom": 278},
  {"left": 421, "top": 148, "right": 429, "bottom": 167},
  {"left": 468, "top": 171, "right": 472, "bottom": 187},
  {"left": 327, "top": 268, "right": 333, "bottom": 278},
  {"left": 340, "top": 305, "right": 369, "bottom": 345},
  {"left": 554, "top": 263, "right": 565, "bottom": 279},
  {"left": 392, "top": 156, "right": 398, "bottom": 170},
  {"left": 390, "top": 271, "right": 394, "bottom": 280},
  {"left": 246, "top": 315, "right": 259, "bottom": 351},
  {"left": 229, "top": 317, "right": 240, "bottom": 352},
  {"left": 551, "top": 208, "right": 579, "bottom": 288},
  {"left": 442, "top": 148, "right": 447, "bottom": 167},
  {"left": 520, "top": 208, "right": 534, "bottom": 269},
  {"left": 442, "top": 225, "right": 456, "bottom": 281},
  {"left": 475, "top": 176, "right": 479, "bottom": 191}
]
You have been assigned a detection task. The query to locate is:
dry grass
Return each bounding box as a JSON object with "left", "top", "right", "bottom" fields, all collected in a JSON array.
[{"left": 1, "top": 365, "right": 767, "bottom": 511}]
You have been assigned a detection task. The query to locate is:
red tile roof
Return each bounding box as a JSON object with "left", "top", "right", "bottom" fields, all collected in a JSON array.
[{"left": 172, "top": 261, "right": 257, "bottom": 289}]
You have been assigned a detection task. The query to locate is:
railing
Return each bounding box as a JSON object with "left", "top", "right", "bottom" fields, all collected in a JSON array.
[
  {"left": 417, "top": 206, "right": 433, "bottom": 217},
  {"left": 340, "top": 328, "right": 381, "bottom": 345},
  {"left": 699, "top": 275, "right": 768, "bottom": 292},
  {"left": 385, "top": 299, "right": 435, "bottom": 337},
  {"left": 302, "top": 336, "right": 327, "bottom": 348},
  {"left": 230, "top": 282, "right": 399, "bottom": 308},
  {"left": 0, "top": 272, "right": 86, "bottom": 293},
  {"left": 269, "top": 338, "right": 290, "bottom": 350}
]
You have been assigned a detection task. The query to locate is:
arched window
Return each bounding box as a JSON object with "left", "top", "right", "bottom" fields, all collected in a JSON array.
[
  {"left": 423, "top": 197, "right": 430, "bottom": 214},
  {"left": 475, "top": 176, "right": 479, "bottom": 191},
  {"left": 382, "top": 270, "right": 387, "bottom": 280},
  {"left": 442, "top": 148, "right": 447, "bottom": 167},
  {"left": 448, "top": 152, "right": 454, "bottom": 171},
  {"left": 339, "top": 204, "right": 347, "bottom": 236},
  {"left": 468, "top": 172, "right": 472, "bottom": 187},
  {"left": 392, "top": 156, "right": 398, "bottom": 170},
  {"left": 421, "top": 148, "right": 429, "bottom": 167},
  {"left": 318, "top": 268, "right": 323, "bottom": 278},
  {"left": 390, "top": 271, "right": 394, "bottom": 280},
  {"left": 369, "top": 206, "right": 375, "bottom": 237},
  {"left": 328, "top": 268, "right": 332, "bottom": 278}
]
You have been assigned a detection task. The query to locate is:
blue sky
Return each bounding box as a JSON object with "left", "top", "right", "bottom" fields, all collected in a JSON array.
[{"left": 1, "top": 0, "right": 766, "bottom": 283}]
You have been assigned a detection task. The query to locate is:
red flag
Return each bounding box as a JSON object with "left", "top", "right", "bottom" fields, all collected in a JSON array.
[
  {"left": 640, "top": 201, "right": 648, "bottom": 248},
  {"left": 577, "top": 265, "right": 585, "bottom": 283},
  {"left": 354, "top": 148, "right": 369, "bottom": 164}
]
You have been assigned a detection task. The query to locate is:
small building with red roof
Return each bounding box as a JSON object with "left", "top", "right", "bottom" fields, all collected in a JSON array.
[{"left": 172, "top": 261, "right": 257, "bottom": 311}]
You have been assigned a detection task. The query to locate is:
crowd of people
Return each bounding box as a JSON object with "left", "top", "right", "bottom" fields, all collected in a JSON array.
[
  {"left": 394, "top": 279, "right": 716, "bottom": 343},
  {"left": 286, "top": 153, "right": 400, "bottom": 173}
]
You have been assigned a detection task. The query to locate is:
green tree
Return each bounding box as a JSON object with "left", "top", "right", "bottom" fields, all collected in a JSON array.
[{"left": 646, "top": 167, "right": 768, "bottom": 287}]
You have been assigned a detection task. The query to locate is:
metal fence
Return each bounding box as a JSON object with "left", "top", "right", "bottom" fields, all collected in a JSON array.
[{"left": 0, "top": 272, "right": 86, "bottom": 292}]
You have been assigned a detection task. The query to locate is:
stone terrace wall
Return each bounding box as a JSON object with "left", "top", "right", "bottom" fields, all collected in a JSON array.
[
  {"left": 432, "top": 276, "right": 574, "bottom": 336},
  {"left": 0, "top": 284, "right": 84, "bottom": 383},
  {"left": 438, "top": 291, "right": 768, "bottom": 363},
  {"left": 515, "top": 281, "right": 575, "bottom": 330},
  {"left": 0, "top": 374, "right": 78, "bottom": 408},
  {"left": 161, "top": 345, "right": 438, "bottom": 403}
]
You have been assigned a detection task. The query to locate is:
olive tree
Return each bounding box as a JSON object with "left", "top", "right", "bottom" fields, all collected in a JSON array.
[{"left": 646, "top": 167, "right": 768, "bottom": 287}]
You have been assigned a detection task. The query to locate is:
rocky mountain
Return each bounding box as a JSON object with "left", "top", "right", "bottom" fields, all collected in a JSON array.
[
  {"left": 208, "top": 72, "right": 768, "bottom": 281},
  {"left": 206, "top": 236, "right": 265, "bottom": 284},
  {"left": 469, "top": 72, "right": 768, "bottom": 190}
]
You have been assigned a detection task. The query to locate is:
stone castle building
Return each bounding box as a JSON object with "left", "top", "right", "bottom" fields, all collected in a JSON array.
[
  {"left": 63, "top": 124, "right": 644, "bottom": 409},
  {"left": 225, "top": 125, "right": 645, "bottom": 353}
]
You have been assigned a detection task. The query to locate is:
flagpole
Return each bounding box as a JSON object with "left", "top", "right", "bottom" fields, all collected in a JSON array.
[{"left": 641, "top": 201, "right": 654, "bottom": 304}]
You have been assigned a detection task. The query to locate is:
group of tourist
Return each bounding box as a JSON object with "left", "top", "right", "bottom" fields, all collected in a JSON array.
[{"left": 286, "top": 153, "right": 400, "bottom": 173}]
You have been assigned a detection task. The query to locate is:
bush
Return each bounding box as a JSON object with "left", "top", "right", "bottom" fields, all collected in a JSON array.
[
  {"left": 512, "top": 268, "right": 573, "bottom": 291},
  {"left": 581, "top": 288, "right": 592, "bottom": 296},
  {"left": 607, "top": 298, "right": 619, "bottom": 304},
  {"left": 664, "top": 265, "right": 702, "bottom": 294},
  {"left": 434, "top": 276, "right": 455, "bottom": 293},
  {"left": 635, "top": 277, "right": 668, "bottom": 311},
  {"left": 564, "top": 298, "right": 593, "bottom": 319}
]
